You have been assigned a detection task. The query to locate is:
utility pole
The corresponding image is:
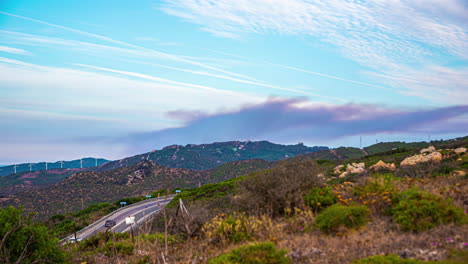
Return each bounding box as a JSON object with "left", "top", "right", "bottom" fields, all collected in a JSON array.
[{"left": 359, "top": 136, "right": 362, "bottom": 149}]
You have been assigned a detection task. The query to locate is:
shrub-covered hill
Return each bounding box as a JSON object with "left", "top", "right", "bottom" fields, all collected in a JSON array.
[
  {"left": 96, "top": 140, "right": 327, "bottom": 171},
  {"left": 0, "top": 159, "right": 273, "bottom": 220}
]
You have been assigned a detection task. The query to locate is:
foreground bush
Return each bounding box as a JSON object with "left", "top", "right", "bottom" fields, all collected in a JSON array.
[
  {"left": 207, "top": 242, "right": 290, "bottom": 264},
  {"left": 391, "top": 188, "right": 463, "bottom": 232},
  {"left": 304, "top": 186, "right": 337, "bottom": 212},
  {"left": 237, "top": 161, "right": 323, "bottom": 217},
  {"left": 315, "top": 204, "right": 370, "bottom": 233},
  {"left": 0, "top": 206, "right": 68, "bottom": 263}
]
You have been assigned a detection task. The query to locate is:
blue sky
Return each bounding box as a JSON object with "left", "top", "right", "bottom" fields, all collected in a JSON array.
[{"left": 0, "top": 0, "right": 467, "bottom": 164}]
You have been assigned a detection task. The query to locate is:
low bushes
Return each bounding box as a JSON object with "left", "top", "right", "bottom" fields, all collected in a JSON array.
[
  {"left": 304, "top": 186, "right": 337, "bottom": 212},
  {"left": 390, "top": 188, "right": 463, "bottom": 232},
  {"left": 315, "top": 204, "right": 370, "bottom": 233},
  {"left": 207, "top": 242, "right": 290, "bottom": 264}
]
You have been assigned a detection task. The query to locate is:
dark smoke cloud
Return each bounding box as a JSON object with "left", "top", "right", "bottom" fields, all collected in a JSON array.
[{"left": 123, "top": 99, "right": 468, "bottom": 153}]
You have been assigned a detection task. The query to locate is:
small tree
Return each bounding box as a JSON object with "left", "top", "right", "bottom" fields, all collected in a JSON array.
[
  {"left": 0, "top": 206, "right": 68, "bottom": 264},
  {"left": 236, "top": 160, "right": 324, "bottom": 217}
]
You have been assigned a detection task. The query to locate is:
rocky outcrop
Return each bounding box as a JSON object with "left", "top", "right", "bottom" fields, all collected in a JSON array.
[
  {"left": 369, "top": 160, "right": 396, "bottom": 171},
  {"left": 339, "top": 162, "right": 366, "bottom": 178},
  {"left": 333, "top": 165, "right": 344, "bottom": 175},
  {"left": 454, "top": 147, "right": 466, "bottom": 154},
  {"left": 400, "top": 151, "right": 442, "bottom": 166},
  {"left": 420, "top": 146, "right": 436, "bottom": 154}
]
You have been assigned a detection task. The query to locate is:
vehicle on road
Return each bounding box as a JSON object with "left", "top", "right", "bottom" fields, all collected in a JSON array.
[
  {"left": 69, "top": 238, "right": 82, "bottom": 243},
  {"left": 104, "top": 219, "right": 116, "bottom": 227}
]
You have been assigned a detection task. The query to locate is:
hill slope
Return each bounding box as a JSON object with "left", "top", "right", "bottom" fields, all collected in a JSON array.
[
  {"left": 1, "top": 159, "right": 274, "bottom": 219},
  {"left": 97, "top": 140, "right": 327, "bottom": 171}
]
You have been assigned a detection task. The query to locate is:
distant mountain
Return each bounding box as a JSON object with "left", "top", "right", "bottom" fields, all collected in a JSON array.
[
  {"left": 97, "top": 140, "right": 328, "bottom": 171},
  {"left": 0, "top": 158, "right": 109, "bottom": 177},
  {"left": 1, "top": 159, "right": 274, "bottom": 220}
]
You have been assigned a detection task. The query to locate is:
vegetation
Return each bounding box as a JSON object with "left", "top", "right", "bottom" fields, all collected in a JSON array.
[
  {"left": 0, "top": 206, "right": 68, "bottom": 263},
  {"left": 390, "top": 188, "right": 464, "bottom": 232},
  {"left": 207, "top": 242, "right": 290, "bottom": 264},
  {"left": 304, "top": 186, "right": 337, "bottom": 212},
  {"left": 315, "top": 204, "right": 370, "bottom": 233}
]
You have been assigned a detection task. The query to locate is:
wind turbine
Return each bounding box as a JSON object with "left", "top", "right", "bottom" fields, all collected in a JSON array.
[
  {"left": 13, "top": 164, "right": 17, "bottom": 173},
  {"left": 45, "top": 162, "right": 48, "bottom": 170},
  {"left": 29, "top": 163, "right": 33, "bottom": 172},
  {"left": 95, "top": 158, "right": 97, "bottom": 167},
  {"left": 80, "top": 159, "right": 83, "bottom": 168},
  {"left": 59, "top": 161, "right": 64, "bottom": 169}
]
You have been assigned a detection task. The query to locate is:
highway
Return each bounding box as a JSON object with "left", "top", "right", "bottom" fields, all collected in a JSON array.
[{"left": 61, "top": 196, "right": 174, "bottom": 243}]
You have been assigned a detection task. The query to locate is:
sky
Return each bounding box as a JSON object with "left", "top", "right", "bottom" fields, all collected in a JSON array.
[{"left": 0, "top": 0, "right": 467, "bottom": 164}]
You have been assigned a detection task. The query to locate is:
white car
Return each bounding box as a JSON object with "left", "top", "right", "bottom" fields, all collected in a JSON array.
[{"left": 69, "top": 237, "right": 82, "bottom": 243}]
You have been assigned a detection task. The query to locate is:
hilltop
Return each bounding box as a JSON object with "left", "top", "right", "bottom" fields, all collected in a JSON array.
[
  {"left": 96, "top": 140, "right": 327, "bottom": 171},
  {"left": 0, "top": 157, "right": 109, "bottom": 177}
]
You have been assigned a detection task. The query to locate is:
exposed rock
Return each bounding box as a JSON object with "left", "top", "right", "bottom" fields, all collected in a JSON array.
[
  {"left": 338, "top": 163, "right": 366, "bottom": 178},
  {"left": 453, "top": 170, "right": 466, "bottom": 177},
  {"left": 420, "top": 146, "right": 436, "bottom": 154},
  {"left": 333, "top": 165, "right": 344, "bottom": 175},
  {"left": 370, "top": 160, "right": 396, "bottom": 171},
  {"left": 400, "top": 151, "right": 442, "bottom": 166},
  {"left": 346, "top": 163, "right": 366, "bottom": 174},
  {"left": 454, "top": 147, "right": 467, "bottom": 154}
]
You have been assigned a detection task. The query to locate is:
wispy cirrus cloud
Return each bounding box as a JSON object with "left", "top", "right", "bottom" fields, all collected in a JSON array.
[
  {"left": 0, "top": 45, "right": 31, "bottom": 55},
  {"left": 0, "top": 11, "right": 260, "bottom": 83},
  {"left": 123, "top": 98, "right": 468, "bottom": 153},
  {"left": 159, "top": 0, "right": 468, "bottom": 103}
]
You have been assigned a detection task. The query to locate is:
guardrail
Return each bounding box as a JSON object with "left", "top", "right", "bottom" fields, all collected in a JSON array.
[{"left": 60, "top": 195, "right": 175, "bottom": 244}]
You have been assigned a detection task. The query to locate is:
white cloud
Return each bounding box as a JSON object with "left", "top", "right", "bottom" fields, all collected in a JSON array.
[
  {"left": 0, "top": 45, "right": 31, "bottom": 55},
  {"left": 159, "top": 0, "right": 468, "bottom": 104},
  {"left": 0, "top": 58, "right": 263, "bottom": 132}
]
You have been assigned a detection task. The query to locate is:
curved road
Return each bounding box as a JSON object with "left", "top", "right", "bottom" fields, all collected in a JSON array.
[{"left": 62, "top": 196, "right": 174, "bottom": 243}]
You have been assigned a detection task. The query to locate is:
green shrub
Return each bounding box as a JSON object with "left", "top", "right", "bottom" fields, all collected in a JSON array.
[
  {"left": 315, "top": 204, "right": 370, "bottom": 233},
  {"left": 0, "top": 206, "right": 69, "bottom": 263},
  {"left": 207, "top": 242, "right": 290, "bottom": 264},
  {"left": 105, "top": 241, "right": 134, "bottom": 256},
  {"left": 352, "top": 254, "right": 422, "bottom": 264},
  {"left": 304, "top": 186, "right": 337, "bottom": 212},
  {"left": 391, "top": 188, "right": 463, "bottom": 232}
]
